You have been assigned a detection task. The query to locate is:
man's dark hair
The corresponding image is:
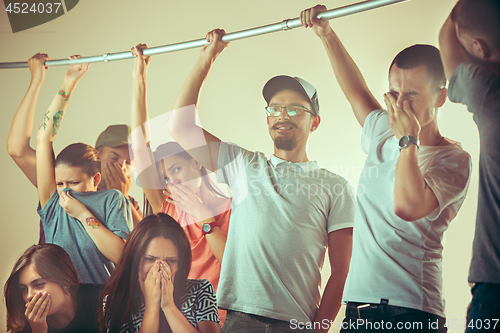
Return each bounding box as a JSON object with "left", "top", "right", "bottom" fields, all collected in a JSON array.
[
  {"left": 389, "top": 44, "right": 446, "bottom": 91},
  {"left": 452, "top": 0, "right": 500, "bottom": 51}
]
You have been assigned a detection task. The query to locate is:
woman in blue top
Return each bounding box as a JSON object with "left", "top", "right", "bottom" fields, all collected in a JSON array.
[{"left": 31, "top": 53, "right": 130, "bottom": 284}]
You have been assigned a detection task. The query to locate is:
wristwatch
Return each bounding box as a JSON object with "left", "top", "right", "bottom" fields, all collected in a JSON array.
[
  {"left": 202, "top": 221, "right": 218, "bottom": 236},
  {"left": 399, "top": 135, "right": 420, "bottom": 151}
]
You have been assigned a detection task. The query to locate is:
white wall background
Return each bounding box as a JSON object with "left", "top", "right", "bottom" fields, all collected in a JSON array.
[{"left": 0, "top": 1, "right": 478, "bottom": 332}]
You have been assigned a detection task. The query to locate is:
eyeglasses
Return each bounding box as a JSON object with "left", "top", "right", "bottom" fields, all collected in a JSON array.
[{"left": 265, "top": 105, "right": 313, "bottom": 117}]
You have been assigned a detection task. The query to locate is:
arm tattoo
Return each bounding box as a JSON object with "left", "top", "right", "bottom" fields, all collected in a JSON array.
[
  {"left": 86, "top": 217, "right": 101, "bottom": 229},
  {"left": 58, "top": 89, "right": 71, "bottom": 101},
  {"left": 39, "top": 110, "right": 50, "bottom": 130},
  {"left": 52, "top": 111, "right": 64, "bottom": 137}
]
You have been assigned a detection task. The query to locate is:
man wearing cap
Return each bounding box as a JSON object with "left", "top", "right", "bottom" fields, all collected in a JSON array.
[
  {"left": 166, "top": 29, "right": 355, "bottom": 333},
  {"left": 94, "top": 124, "right": 143, "bottom": 229},
  {"left": 301, "top": 5, "right": 472, "bottom": 332}
]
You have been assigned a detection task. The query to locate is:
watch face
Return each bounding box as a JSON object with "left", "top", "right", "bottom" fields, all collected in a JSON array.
[
  {"left": 203, "top": 223, "right": 211, "bottom": 233},
  {"left": 399, "top": 135, "right": 410, "bottom": 148}
]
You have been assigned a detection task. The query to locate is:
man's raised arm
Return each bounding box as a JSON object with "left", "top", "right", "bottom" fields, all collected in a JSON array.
[
  {"left": 166, "top": 29, "right": 229, "bottom": 172},
  {"left": 439, "top": 12, "right": 470, "bottom": 81},
  {"left": 301, "top": 5, "right": 381, "bottom": 127}
]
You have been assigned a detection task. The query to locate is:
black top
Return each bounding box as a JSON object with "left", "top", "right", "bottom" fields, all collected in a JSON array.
[{"left": 22, "top": 284, "right": 101, "bottom": 333}]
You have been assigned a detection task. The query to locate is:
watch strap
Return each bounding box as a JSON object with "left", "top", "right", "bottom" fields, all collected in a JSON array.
[
  {"left": 202, "top": 221, "right": 218, "bottom": 235},
  {"left": 399, "top": 135, "right": 420, "bottom": 151}
]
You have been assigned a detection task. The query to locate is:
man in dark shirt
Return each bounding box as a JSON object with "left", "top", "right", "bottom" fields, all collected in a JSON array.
[{"left": 439, "top": 1, "right": 500, "bottom": 331}]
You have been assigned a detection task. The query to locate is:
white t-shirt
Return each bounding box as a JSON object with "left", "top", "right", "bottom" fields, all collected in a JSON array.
[
  {"left": 216, "top": 142, "right": 355, "bottom": 323},
  {"left": 342, "top": 110, "right": 471, "bottom": 318}
]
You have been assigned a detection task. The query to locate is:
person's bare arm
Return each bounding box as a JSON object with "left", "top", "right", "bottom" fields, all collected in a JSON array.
[
  {"left": 129, "top": 43, "right": 167, "bottom": 215},
  {"left": 313, "top": 228, "right": 352, "bottom": 333},
  {"left": 166, "top": 29, "right": 229, "bottom": 172},
  {"left": 301, "top": 5, "right": 381, "bottom": 127},
  {"left": 138, "top": 262, "right": 161, "bottom": 333},
  {"left": 167, "top": 184, "right": 227, "bottom": 263},
  {"left": 439, "top": 13, "right": 470, "bottom": 81},
  {"left": 7, "top": 54, "right": 50, "bottom": 187},
  {"left": 385, "top": 93, "right": 439, "bottom": 221},
  {"left": 160, "top": 265, "right": 221, "bottom": 333},
  {"left": 36, "top": 56, "right": 90, "bottom": 208},
  {"left": 59, "top": 190, "right": 125, "bottom": 263},
  {"left": 130, "top": 205, "right": 143, "bottom": 228}
]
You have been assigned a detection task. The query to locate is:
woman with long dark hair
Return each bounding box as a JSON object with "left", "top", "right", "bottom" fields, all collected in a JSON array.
[
  {"left": 101, "top": 213, "right": 220, "bottom": 333},
  {"left": 4, "top": 244, "right": 101, "bottom": 333},
  {"left": 31, "top": 53, "right": 131, "bottom": 284},
  {"left": 130, "top": 44, "right": 231, "bottom": 323}
]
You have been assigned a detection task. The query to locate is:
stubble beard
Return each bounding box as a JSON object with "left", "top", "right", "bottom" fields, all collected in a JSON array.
[{"left": 273, "top": 134, "right": 298, "bottom": 151}]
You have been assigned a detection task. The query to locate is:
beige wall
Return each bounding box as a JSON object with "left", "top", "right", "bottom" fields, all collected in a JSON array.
[{"left": 0, "top": 0, "right": 478, "bottom": 332}]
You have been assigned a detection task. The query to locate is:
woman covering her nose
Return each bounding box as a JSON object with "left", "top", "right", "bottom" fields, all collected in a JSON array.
[
  {"left": 4, "top": 244, "right": 101, "bottom": 333},
  {"left": 130, "top": 43, "right": 231, "bottom": 324},
  {"left": 100, "top": 213, "right": 221, "bottom": 333}
]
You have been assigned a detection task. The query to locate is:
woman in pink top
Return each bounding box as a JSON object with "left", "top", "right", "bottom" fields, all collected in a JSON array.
[{"left": 130, "top": 44, "right": 230, "bottom": 324}]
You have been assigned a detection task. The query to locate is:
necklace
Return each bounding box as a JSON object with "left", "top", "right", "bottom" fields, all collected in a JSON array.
[{"left": 437, "top": 136, "right": 445, "bottom": 146}]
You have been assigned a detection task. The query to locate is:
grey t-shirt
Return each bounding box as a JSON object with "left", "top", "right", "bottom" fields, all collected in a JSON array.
[
  {"left": 38, "top": 189, "right": 131, "bottom": 284},
  {"left": 216, "top": 143, "right": 355, "bottom": 323},
  {"left": 449, "top": 62, "right": 500, "bottom": 283}
]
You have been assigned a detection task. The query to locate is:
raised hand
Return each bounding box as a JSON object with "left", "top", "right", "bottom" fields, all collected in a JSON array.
[
  {"left": 28, "top": 53, "right": 50, "bottom": 85},
  {"left": 159, "top": 261, "right": 175, "bottom": 313},
  {"left": 101, "top": 163, "right": 131, "bottom": 196},
  {"left": 64, "top": 55, "right": 90, "bottom": 85},
  {"left": 131, "top": 43, "right": 151, "bottom": 79},
  {"left": 139, "top": 261, "right": 162, "bottom": 310},
  {"left": 200, "top": 28, "right": 229, "bottom": 62},
  {"left": 300, "top": 5, "right": 333, "bottom": 37},
  {"left": 165, "top": 183, "right": 213, "bottom": 225},
  {"left": 385, "top": 92, "right": 421, "bottom": 140},
  {"left": 25, "top": 291, "right": 51, "bottom": 333}
]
